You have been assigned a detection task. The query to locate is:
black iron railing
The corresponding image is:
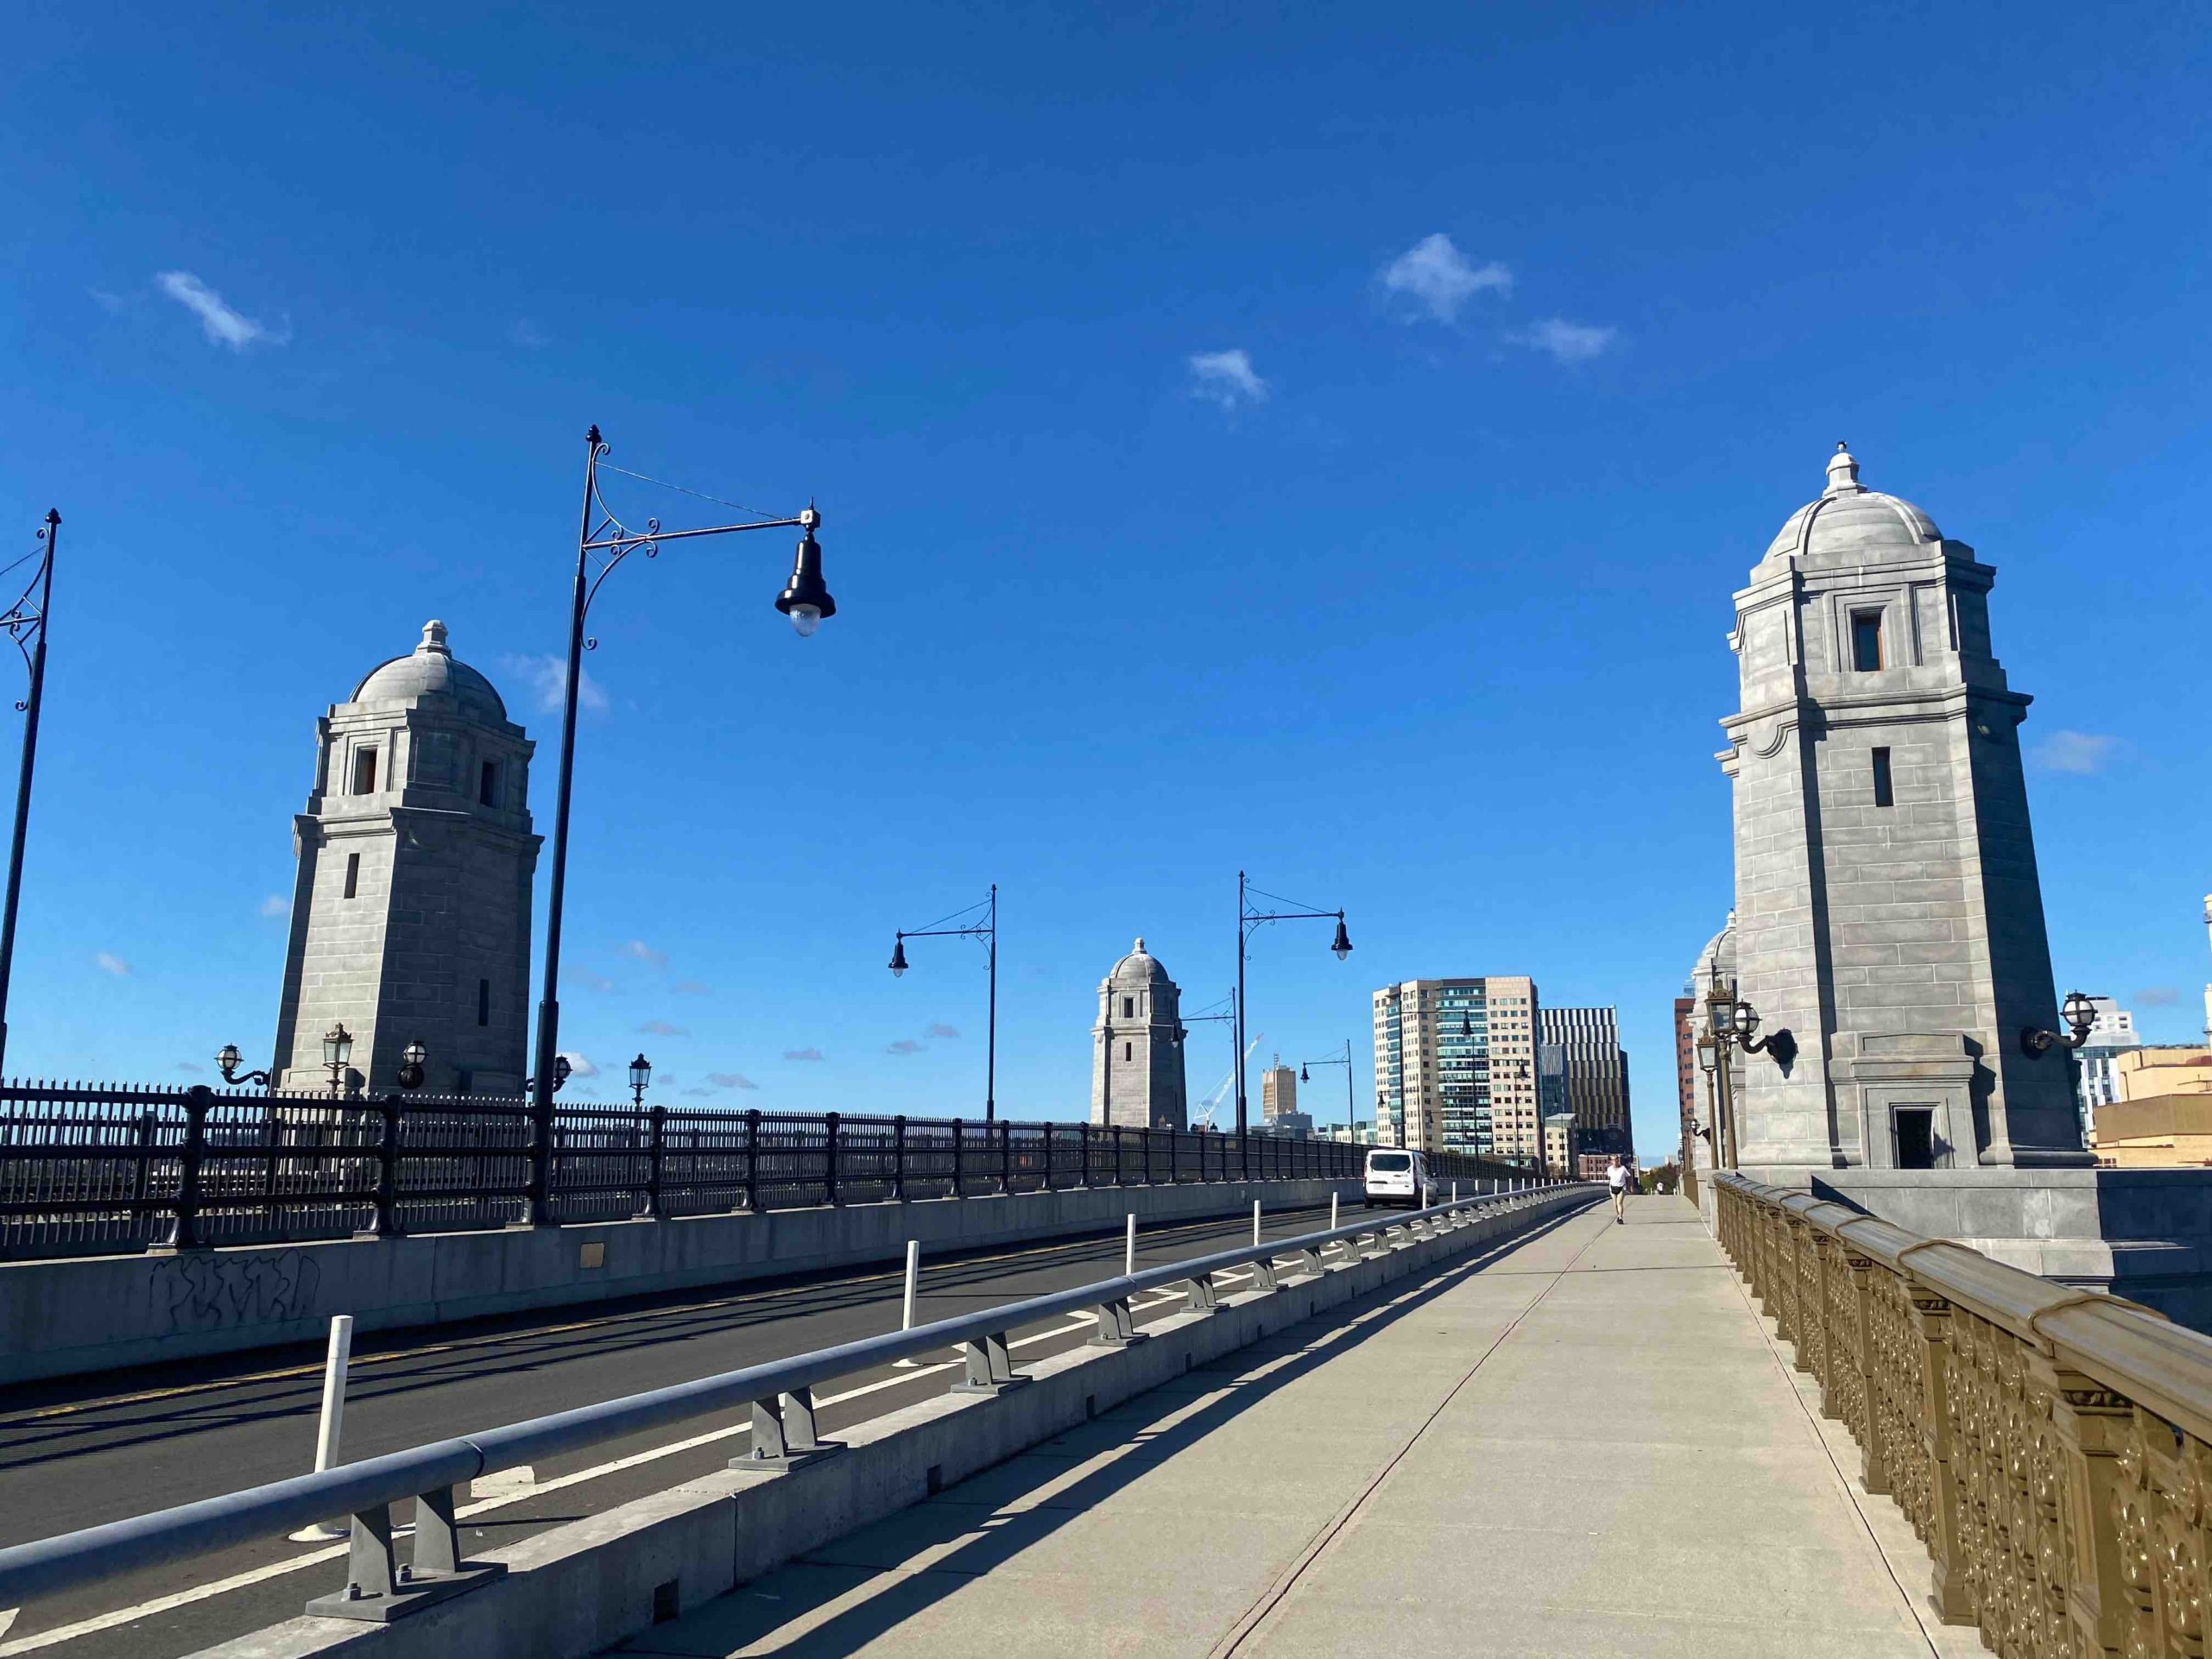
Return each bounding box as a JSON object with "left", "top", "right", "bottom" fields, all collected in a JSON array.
[{"left": 0, "top": 1081, "right": 1539, "bottom": 1259}]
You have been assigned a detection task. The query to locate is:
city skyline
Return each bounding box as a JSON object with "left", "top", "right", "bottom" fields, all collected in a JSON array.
[{"left": 3, "top": 6, "right": 2209, "bottom": 1159}]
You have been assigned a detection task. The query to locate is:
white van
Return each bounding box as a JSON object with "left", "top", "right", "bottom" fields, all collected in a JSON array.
[{"left": 1363, "top": 1148, "right": 1437, "bottom": 1210}]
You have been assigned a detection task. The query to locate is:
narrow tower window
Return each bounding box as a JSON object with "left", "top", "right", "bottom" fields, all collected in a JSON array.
[
  {"left": 343, "top": 853, "right": 359, "bottom": 899},
  {"left": 478, "top": 761, "right": 499, "bottom": 807},
  {"left": 1872, "top": 747, "right": 1894, "bottom": 808},
  {"left": 351, "top": 746, "right": 380, "bottom": 794},
  {"left": 477, "top": 978, "right": 490, "bottom": 1027},
  {"left": 1122, "top": 996, "right": 1134, "bottom": 1019},
  {"left": 1850, "top": 611, "right": 1885, "bottom": 672},
  {"left": 1123, "top": 1043, "right": 1131, "bottom": 1061}
]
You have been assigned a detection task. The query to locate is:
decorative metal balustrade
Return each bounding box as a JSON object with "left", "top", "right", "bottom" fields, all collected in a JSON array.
[
  {"left": 0, "top": 1081, "right": 1538, "bottom": 1259},
  {"left": 1716, "top": 1172, "right": 2212, "bottom": 1659}
]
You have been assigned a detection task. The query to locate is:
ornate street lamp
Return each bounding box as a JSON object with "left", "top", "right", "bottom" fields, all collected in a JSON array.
[
  {"left": 1699, "top": 972, "right": 1783, "bottom": 1171},
  {"left": 887, "top": 885, "right": 997, "bottom": 1120},
  {"left": 397, "top": 1040, "right": 428, "bottom": 1091},
  {"left": 1236, "top": 871, "right": 1353, "bottom": 1176},
  {"left": 0, "top": 509, "right": 59, "bottom": 1078},
  {"left": 2022, "top": 990, "right": 2101, "bottom": 1057},
  {"left": 629, "top": 1052, "right": 653, "bottom": 1107},
  {"left": 216, "top": 1043, "right": 274, "bottom": 1088},
  {"left": 527, "top": 427, "right": 833, "bottom": 1226},
  {"left": 321, "top": 1024, "right": 354, "bottom": 1098},
  {"left": 1300, "top": 1038, "right": 1357, "bottom": 1142}
]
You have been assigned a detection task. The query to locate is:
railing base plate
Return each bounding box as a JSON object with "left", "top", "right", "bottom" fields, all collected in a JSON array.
[
  {"left": 1087, "top": 1330, "right": 1151, "bottom": 1350},
  {"left": 305, "top": 1562, "right": 503, "bottom": 1622},
  {"left": 730, "top": 1441, "right": 847, "bottom": 1474},
  {"left": 950, "top": 1374, "right": 1033, "bottom": 1397}
]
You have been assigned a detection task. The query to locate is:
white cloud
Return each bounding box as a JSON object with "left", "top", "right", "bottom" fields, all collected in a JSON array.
[
  {"left": 926, "top": 1022, "right": 961, "bottom": 1040},
  {"left": 578, "top": 969, "right": 616, "bottom": 994},
  {"left": 707, "top": 1071, "right": 760, "bottom": 1090},
  {"left": 95, "top": 952, "right": 131, "bottom": 976},
  {"left": 1377, "top": 234, "right": 1511, "bottom": 323},
  {"left": 2029, "top": 730, "right": 2120, "bottom": 775},
  {"left": 1506, "top": 318, "right": 1619, "bottom": 363},
  {"left": 638, "top": 1019, "right": 690, "bottom": 1038},
  {"left": 783, "top": 1048, "right": 825, "bottom": 1063},
  {"left": 886, "top": 1038, "right": 925, "bottom": 1056},
  {"left": 258, "top": 894, "right": 289, "bottom": 918},
  {"left": 2137, "top": 987, "right": 2179, "bottom": 1007},
  {"left": 501, "top": 654, "right": 609, "bottom": 717},
  {"left": 154, "top": 271, "right": 287, "bottom": 350},
  {"left": 177, "top": 1060, "right": 205, "bottom": 1075},
  {"left": 1187, "top": 349, "right": 1268, "bottom": 411},
  {"left": 621, "top": 939, "right": 668, "bottom": 969},
  {"left": 559, "top": 1050, "right": 599, "bottom": 1077}
]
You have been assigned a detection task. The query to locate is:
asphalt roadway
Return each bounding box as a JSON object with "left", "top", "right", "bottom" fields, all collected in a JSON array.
[{"left": 0, "top": 1196, "right": 1411, "bottom": 1657}]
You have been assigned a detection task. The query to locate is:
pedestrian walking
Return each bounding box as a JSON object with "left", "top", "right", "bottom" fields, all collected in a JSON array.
[{"left": 1608, "top": 1155, "right": 1630, "bottom": 1224}]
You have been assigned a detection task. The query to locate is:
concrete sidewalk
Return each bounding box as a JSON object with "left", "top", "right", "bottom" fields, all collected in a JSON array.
[{"left": 610, "top": 1196, "right": 1969, "bottom": 1657}]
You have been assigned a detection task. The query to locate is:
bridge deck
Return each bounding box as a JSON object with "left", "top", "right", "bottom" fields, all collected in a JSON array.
[{"left": 613, "top": 1196, "right": 1977, "bottom": 1657}]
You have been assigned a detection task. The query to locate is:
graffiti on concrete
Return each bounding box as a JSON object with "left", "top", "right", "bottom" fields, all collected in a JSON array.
[{"left": 154, "top": 1249, "right": 322, "bottom": 1332}]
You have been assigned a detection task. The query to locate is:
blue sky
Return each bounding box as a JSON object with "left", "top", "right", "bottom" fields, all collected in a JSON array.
[{"left": 2, "top": 3, "right": 2208, "bottom": 1154}]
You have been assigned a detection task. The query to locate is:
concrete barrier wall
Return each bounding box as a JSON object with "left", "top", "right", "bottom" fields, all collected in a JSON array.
[
  {"left": 198, "top": 1187, "right": 1598, "bottom": 1659},
  {"left": 0, "top": 1177, "right": 1360, "bottom": 1386}
]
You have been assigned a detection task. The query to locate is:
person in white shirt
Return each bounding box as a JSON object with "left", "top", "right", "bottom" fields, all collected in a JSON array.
[{"left": 1608, "top": 1156, "right": 1631, "bottom": 1223}]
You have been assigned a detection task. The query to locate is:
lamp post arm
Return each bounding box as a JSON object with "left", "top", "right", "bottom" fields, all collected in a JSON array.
[{"left": 581, "top": 516, "right": 804, "bottom": 552}]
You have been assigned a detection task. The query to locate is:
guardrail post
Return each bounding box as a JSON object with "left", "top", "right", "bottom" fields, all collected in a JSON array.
[
  {"left": 1089, "top": 1295, "right": 1143, "bottom": 1348},
  {"left": 637, "top": 1103, "right": 667, "bottom": 1220},
  {"left": 129, "top": 1105, "right": 156, "bottom": 1225},
  {"left": 1142, "top": 1126, "right": 1154, "bottom": 1186},
  {"left": 824, "top": 1112, "right": 841, "bottom": 1207},
  {"left": 893, "top": 1114, "right": 907, "bottom": 1202},
  {"left": 998, "top": 1117, "right": 1012, "bottom": 1194},
  {"left": 743, "top": 1107, "right": 761, "bottom": 1212},
  {"left": 951, "top": 1118, "right": 964, "bottom": 1199},
  {"left": 1041, "top": 1124, "right": 1056, "bottom": 1193},
  {"left": 1181, "top": 1272, "right": 1218, "bottom": 1314},
  {"left": 159, "top": 1085, "right": 212, "bottom": 1252},
  {"left": 736, "top": 1386, "right": 844, "bottom": 1471},
  {"left": 301, "top": 1487, "right": 505, "bottom": 1621},
  {"left": 951, "top": 1330, "right": 1027, "bottom": 1395},
  {"left": 1079, "top": 1120, "right": 1091, "bottom": 1188},
  {"left": 1902, "top": 1283, "right": 1974, "bottom": 1624}
]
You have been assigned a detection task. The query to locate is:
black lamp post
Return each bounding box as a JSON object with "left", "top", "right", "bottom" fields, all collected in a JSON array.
[
  {"left": 1299, "top": 1038, "right": 1356, "bottom": 1142},
  {"left": 0, "top": 510, "right": 59, "bottom": 1079},
  {"left": 888, "top": 885, "right": 997, "bottom": 1120},
  {"left": 527, "top": 426, "right": 832, "bottom": 1225},
  {"left": 1236, "top": 871, "right": 1351, "bottom": 1177},
  {"left": 2022, "top": 990, "right": 2101, "bottom": 1057},
  {"left": 1173, "top": 991, "right": 1236, "bottom": 1132},
  {"left": 629, "top": 1052, "right": 652, "bottom": 1107}
]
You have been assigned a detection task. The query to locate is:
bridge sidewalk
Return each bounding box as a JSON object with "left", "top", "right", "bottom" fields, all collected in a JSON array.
[{"left": 612, "top": 1196, "right": 1973, "bottom": 1657}]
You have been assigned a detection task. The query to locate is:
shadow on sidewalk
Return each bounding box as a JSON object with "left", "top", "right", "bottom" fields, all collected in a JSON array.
[{"left": 625, "top": 1199, "right": 1602, "bottom": 1656}]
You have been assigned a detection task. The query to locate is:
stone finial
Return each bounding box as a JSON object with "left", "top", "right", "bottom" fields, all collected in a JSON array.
[
  {"left": 419, "top": 619, "right": 451, "bottom": 655},
  {"left": 1824, "top": 442, "right": 1863, "bottom": 496},
  {"left": 1133, "top": 937, "right": 1146, "bottom": 954}
]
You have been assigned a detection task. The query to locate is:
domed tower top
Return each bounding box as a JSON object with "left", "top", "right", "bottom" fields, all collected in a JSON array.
[
  {"left": 1759, "top": 443, "right": 1943, "bottom": 569},
  {"left": 1109, "top": 937, "right": 1173, "bottom": 987},
  {"left": 348, "top": 620, "right": 509, "bottom": 722}
]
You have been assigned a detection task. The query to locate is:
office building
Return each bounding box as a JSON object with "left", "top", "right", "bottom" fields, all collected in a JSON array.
[
  {"left": 1539, "top": 1006, "right": 1632, "bottom": 1156},
  {"left": 1373, "top": 976, "right": 1540, "bottom": 1158},
  {"left": 1261, "top": 1057, "right": 1298, "bottom": 1122}
]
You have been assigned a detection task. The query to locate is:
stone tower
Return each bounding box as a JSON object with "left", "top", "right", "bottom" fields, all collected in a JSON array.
[
  {"left": 1091, "top": 939, "right": 1187, "bottom": 1131},
  {"left": 1718, "top": 445, "right": 2082, "bottom": 1173},
  {"left": 271, "top": 621, "right": 540, "bottom": 1095}
]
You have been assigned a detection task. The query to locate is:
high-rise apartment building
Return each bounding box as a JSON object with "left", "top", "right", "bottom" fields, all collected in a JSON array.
[
  {"left": 1539, "top": 1006, "right": 1632, "bottom": 1156},
  {"left": 1261, "top": 1056, "right": 1299, "bottom": 1122},
  {"left": 2074, "top": 997, "right": 2144, "bottom": 1135},
  {"left": 1373, "top": 977, "right": 1540, "bottom": 1158}
]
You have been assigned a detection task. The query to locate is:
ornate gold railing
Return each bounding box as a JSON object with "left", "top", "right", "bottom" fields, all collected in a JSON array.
[{"left": 1715, "top": 1172, "right": 2212, "bottom": 1658}]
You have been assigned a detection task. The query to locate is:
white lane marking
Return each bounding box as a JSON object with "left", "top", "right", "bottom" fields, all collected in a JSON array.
[{"left": 0, "top": 1311, "right": 1122, "bottom": 1654}]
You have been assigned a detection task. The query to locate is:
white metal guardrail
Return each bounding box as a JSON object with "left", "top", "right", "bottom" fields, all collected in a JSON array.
[{"left": 0, "top": 1181, "right": 1589, "bottom": 1624}]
